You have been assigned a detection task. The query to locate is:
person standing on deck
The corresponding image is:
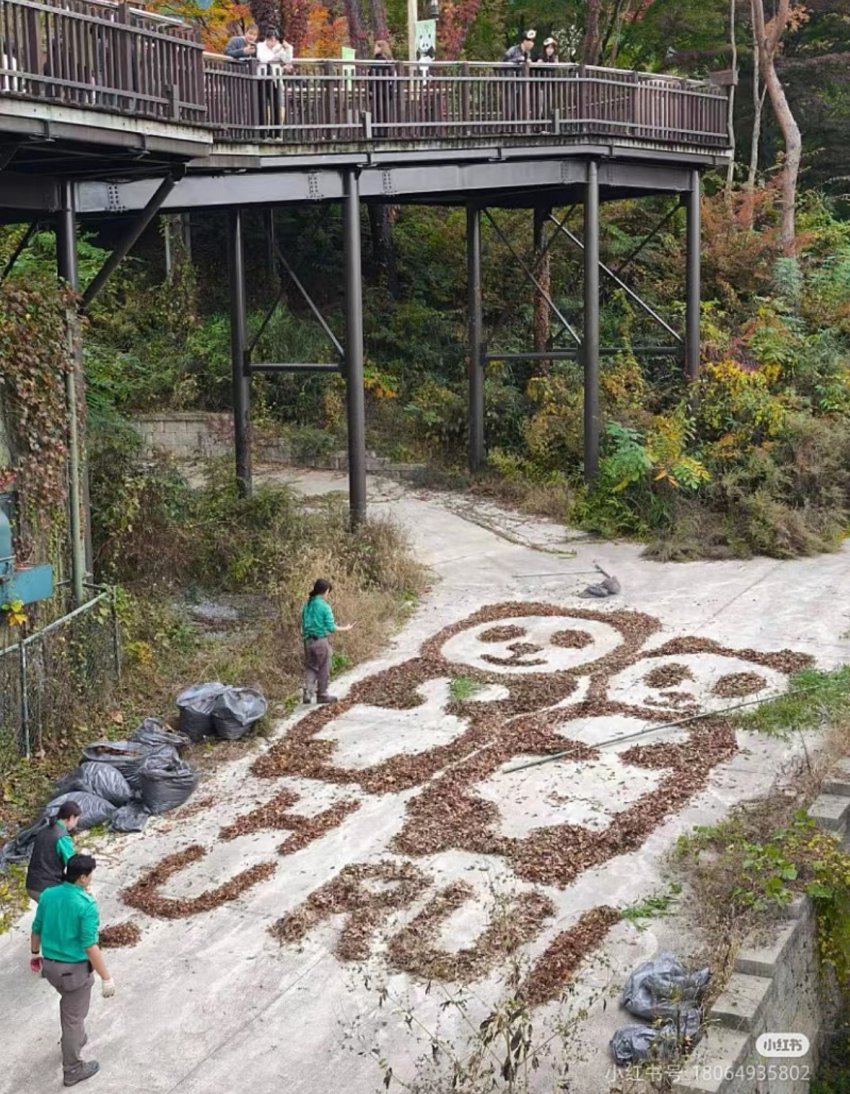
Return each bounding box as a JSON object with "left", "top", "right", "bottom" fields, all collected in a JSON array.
[
  {"left": 25, "top": 800, "right": 81, "bottom": 903},
  {"left": 30, "top": 854, "right": 115, "bottom": 1087},
  {"left": 224, "top": 24, "right": 259, "bottom": 61},
  {"left": 503, "top": 29, "right": 536, "bottom": 64},
  {"left": 301, "top": 578, "right": 354, "bottom": 706}
]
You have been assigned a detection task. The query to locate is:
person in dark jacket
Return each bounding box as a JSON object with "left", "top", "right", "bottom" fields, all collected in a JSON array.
[
  {"left": 26, "top": 800, "right": 81, "bottom": 902},
  {"left": 371, "top": 39, "right": 396, "bottom": 128},
  {"left": 503, "top": 29, "right": 535, "bottom": 64},
  {"left": 224, "top": 24, "right": 259, "bottom": 62}
]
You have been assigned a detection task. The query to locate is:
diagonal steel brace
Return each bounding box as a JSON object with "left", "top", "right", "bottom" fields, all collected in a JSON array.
[
  {"left": 484, "top": 209, "right": 581, "bottom": 346},
  {"left": 548, "top": 213, "right": 682, "bottom": 343}
]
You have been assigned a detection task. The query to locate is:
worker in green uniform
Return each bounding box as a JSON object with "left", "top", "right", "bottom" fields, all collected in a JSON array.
[
  {"left": 30, "top": 853, "right": 115, "bottom": 1087},
  {"left": 25, "top": 800, "right": 82, "bottom": 902},
  {"left": 300, "top": 578, "right": 353, "bottom": 705}
]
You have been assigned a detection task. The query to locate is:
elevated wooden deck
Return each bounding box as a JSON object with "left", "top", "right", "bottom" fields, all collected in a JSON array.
[{"left": 0, "top": 0, "right": 730, "bottom": 192}]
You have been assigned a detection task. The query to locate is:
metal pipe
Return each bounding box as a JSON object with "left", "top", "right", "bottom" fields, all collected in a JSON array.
[
  {"left": 483, "top": 209, "right": 581, "bottom": 346},
  {"left": 110, "top": 586, "right": 122, "bottom": 683},
  {"left": 1, "top": 220, "right": 37, "bottom": 285},
  {"left": 467, "top": 203, "right": 484, "bottom": 472},
  {"left": 502, "top": 680, "right": 831, "bottom": 774},
  {"left": 547, "top": 214, "right": 682, "bottom": 343},
  {"left": 19, "top": 639, "right": 29, "bottom": 759},
  {"left": 227, "top": 208, "right": 252, "bottom": 498},
  {"left": 56, "top": 183, "right": 85, "bottom": 606},
  {"left": 343, "top": 171, "right": 367, "bottom": 529},
  {"left": 583, "top": 161, "right": 601, "bottom": 483},
  {"left": 81, "top": 173, "right": 180, "bottom": 309},
  {"left": 249, "top": 362, "right": 341, "bottom": 373},
  {"left": 685, "top": 169, "right": 701, "bottom": 380},
  {"left": 21, "top": 590, "right": 110, "bottom": 644}
]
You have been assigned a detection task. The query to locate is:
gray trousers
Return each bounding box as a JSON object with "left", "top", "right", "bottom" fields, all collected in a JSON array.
[
  {"left": 42, "top": 959, "right": 93, "bottom": 1075},
  {"left": 303, "top": 637, "right": 331, "bottom": 696}
]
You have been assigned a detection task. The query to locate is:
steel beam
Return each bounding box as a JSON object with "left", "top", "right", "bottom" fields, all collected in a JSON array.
[
  {"left": 249, "top": 363, "right": 340, "bottom": 373},
  {"left": 547, "top": 213, "right": 682, "bottom": 343},
  {"left": 75, "top": 157, "right": 704, "bottom": 217},
  {"left": 56, "top": 183, "right": 85, "bottom": 605},
  {"left": 227, "top": 208, "right": 252, "bottom": 498},
  {"left": 685, "top": 169, "right": 701, "bottom": 380},
  {"left": 81, "top": 172, "right": 181, "bottom": 308},
  {"left": 583, "top": 162, "right": 601, "bottom": 483},
  {"left": 343, "top": 171, "right": 367, "bottom": 528},
  {"left": 0, "top": 220, "right": 37, "bottom": 284},
  {"left": 467, "top": 204, "right": 485, "bottom": 472},
  {"left": 486, "top": 346, "right": 681, "bottom": 363}
]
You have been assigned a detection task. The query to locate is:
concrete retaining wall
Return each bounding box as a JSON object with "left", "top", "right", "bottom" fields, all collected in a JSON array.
[
  {"left": 131, "top": 412, "right": 424, "bottom": 478},
  {"left": 672, "top": 758, "right": 850, "bottom": 1094},
  {"left": 133, "top": 412, "right": 235, "bottom": 460}
]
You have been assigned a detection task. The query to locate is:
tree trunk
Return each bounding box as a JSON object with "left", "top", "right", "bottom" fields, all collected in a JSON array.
[
  {"left": 344, "top": 0, "right": 369, "bottom": 57},
  {"left": 746, "top": 0, "right": 762, "bottom": 193},
  {"left": 752, "top": 0, "right": 801, "bottom": 252},
  {"left": 532, "top": 207, "right": 551, "bottom": 366},
  {"left": 581, "top": 0, "right": 602, "bottom": 66},
  {"left": 725, "top": 0, "right": 737, "bottom": 192},
  {"left": 368, "top": 203, "right": 400, "bottom": 298}
]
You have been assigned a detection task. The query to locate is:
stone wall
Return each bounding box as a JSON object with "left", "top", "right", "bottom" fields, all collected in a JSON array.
[
  {"left": 671, "top": 759, "right": 850, "bottom": 1094},
  {"left": 131, "top": 412, "right": 424, "bottom": 477}
]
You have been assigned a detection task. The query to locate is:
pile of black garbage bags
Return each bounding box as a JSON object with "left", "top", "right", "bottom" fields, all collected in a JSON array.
[
  {"left": 610, "top": 953, "right": 710, "bottom": 1066},
  {"left": 0, "top": 683, "right": 267, "bottom": 868}
]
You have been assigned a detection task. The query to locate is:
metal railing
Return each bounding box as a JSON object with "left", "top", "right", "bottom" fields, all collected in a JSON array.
[
  {"left": 0, "top": 0, "right": 729, "bottom": 151},
  {"left": 0, "top": 0, "right": 205, "bottom": 122},
  {"left": 203, "top": 59, "right": 729, "bottom": 148},
  {"left": 0, "top": 585, "right": 121, "bottom": 759}
]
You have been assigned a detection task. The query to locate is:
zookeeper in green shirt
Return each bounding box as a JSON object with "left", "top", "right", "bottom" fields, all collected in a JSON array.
[
  {"left": 30, "top": 854, "right": 115, "bottom": 1087},
  {"left": 300, "top": 577, "right": 353, "bottom": 705}
]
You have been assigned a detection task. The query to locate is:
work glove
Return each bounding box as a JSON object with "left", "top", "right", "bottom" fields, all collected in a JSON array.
[
  {"left": 101, "top": 978, "right": 116, "bottom": 998},
  {"left": 30, "top": 957, "right": 42, "bottom": 974}
]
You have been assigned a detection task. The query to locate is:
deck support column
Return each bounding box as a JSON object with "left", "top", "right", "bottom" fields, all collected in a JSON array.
[
  {"left": 227, "top": 207, "right": 252, "bottom": 498},
  {"left": 467, "top": 203, "right": 484, "bottom": 472},
  {"left": 343, "top": 171, "right": 367, "bottom": 529},
  {"left": 56, "top": 182, "right": 86, "bottom": 605},
  {"left": 583, "top": 161, "right": 600, "bottom": 483},
  {"left": 685, "top": 168, "right": 701, "bottom": 381}
]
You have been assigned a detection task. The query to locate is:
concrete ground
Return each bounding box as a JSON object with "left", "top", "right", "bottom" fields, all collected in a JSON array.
[{"left": 2, "top": 470, "right": 848, "bottom": 1094}]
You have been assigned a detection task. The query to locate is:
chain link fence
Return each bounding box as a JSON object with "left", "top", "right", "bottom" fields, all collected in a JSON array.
[{"left": 0, "top": 587, "right": 121, "bottom": 758}]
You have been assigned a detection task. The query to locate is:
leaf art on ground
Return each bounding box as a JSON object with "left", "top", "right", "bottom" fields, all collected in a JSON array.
[{"left": 118, "top": 602, "right": 808, "bottom": 996}]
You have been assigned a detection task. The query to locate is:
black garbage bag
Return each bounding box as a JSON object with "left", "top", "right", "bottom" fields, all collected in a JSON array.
[
  {"left": 111, "top": 801, "right": 152, "bottom": 832},
  {"left": 610, "top": 1010, "right": 703, "bottom": 1065},
  {"left": 57, "top": 764, "right": 132, "bottom": 806},
  {"left": 131, "top": 717, "right": 190, "bottom": 754},
  {"left": 621, "top": 953, "right": 710, "bottom": 1021},
  {"left": 45, "top": 792, "right": 116, "bottom": 830},
  {"left": 79, "top": 762, "right": 132, "bottom": 806},
  {"left": 176, "top": 682, "right": 228, "bottom": 741},
  {"left": 211, "top": 687, "right": 268, "bottom": 741},
  {"left": 0, "top": 816, "right": 49, "bottom": 870},
  {"left": 80, "top": 739, "right": 178, "bottom": 792},
  {"left": 138, "top": 754, "right": 199, "bottom": 814}
]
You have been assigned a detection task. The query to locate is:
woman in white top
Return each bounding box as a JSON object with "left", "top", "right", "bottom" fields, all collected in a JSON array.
[{"left": 257, "top": 28, "right": 294, "bottom": 71}]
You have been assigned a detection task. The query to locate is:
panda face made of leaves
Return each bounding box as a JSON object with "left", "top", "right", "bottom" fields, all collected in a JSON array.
[{"left": 252, "top": 603, "right": 810, "bottom": 889}]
